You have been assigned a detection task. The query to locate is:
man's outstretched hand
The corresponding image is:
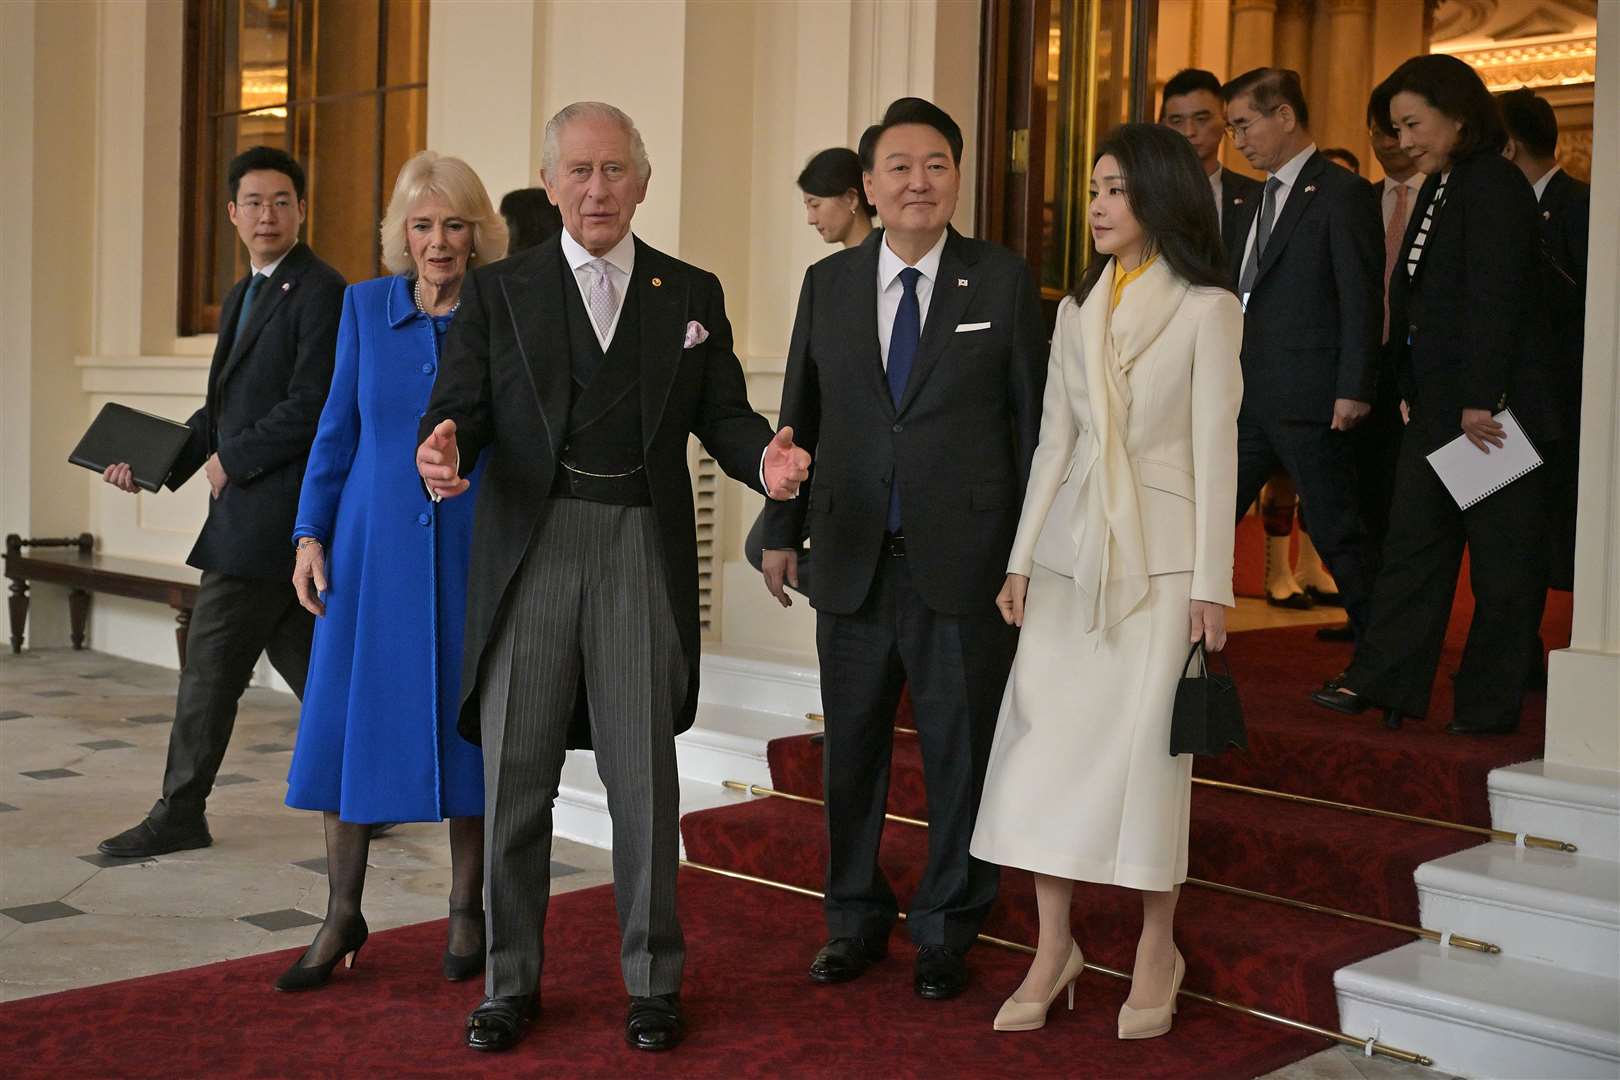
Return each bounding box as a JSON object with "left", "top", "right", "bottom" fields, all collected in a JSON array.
[
  {"left": 762, "top": 426, "right": 811, "bottom": 501},
  {"left": 416, "top": 418, "right": 469, "bottom": 499}
]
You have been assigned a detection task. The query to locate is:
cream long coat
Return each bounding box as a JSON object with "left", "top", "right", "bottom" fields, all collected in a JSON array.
[{"left": 1010, "top": 258, "right": 1244, "bottom": 618}]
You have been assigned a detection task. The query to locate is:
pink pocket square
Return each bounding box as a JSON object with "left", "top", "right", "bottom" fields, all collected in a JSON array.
[{"left": 684, "top": 320, "right": 709, "bottom": 349}]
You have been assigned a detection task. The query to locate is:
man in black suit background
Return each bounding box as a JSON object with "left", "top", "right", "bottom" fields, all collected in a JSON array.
[
  {"left": 1501, "top": 87, "right": 1588, "bottom": 592},
  {"left": 1160, "top": 68, "right": 1262, "bottom": 259},
  {"left": 1221, "top": 68, "right": 1384, "bottom": 638},
  {"left": 99, "top": 146, "right": 346, "bottom": 858},
  {"left": 760, "top": 98, "right": 1046, "bottom": 1001}
]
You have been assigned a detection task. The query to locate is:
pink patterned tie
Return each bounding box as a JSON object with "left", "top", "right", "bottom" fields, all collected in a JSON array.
[
  {"left": 586, "top": 259, "right": 617, "bottom": 343},
  {"left": 1383, "top": 184, "right": 1409, "bottom": 343}
]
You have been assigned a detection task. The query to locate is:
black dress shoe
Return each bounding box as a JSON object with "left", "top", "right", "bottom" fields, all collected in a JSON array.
[
  {"left": 914, "top": 944, "right": 968, "bottom": 1000},
  {"left": 1309, "top": 687, "right": 1405, "bottom": 729},
  {"left": 1445, "top": 719, "right": 1518, "bottom": 736},
  {"left": 1266, "top": 591, "right": 1314, "bottom": 610},
  {"left": 809, "top": 936, "right": 886, "bottom": 984},
  {"left": 98, "top": 817, "right": 212, "bottom": 858},
  {"left": 1315, "top": 622, "right": 1355, "bottom": 642},
  {"left": 625, "top": 993, "right": 682, "bottom": 1052},
  {"left": 465, "top": 995, "right": 538, "bottom": 1052},
  {"left": 1305, "top": 585, "right": 1344, "bottom": 607}
]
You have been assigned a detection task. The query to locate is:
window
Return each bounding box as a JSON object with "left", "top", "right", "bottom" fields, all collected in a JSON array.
[{"left": 180, "top": 0, "right": 429, "bottom": 334}]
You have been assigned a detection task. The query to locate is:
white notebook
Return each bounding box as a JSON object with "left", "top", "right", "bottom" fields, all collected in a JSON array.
[{"left": 1425, "top": 408, "right": 1542, "bottom": 509}]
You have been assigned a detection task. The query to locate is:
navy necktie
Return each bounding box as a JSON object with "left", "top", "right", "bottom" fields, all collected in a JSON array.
[
  {"left": 234, "top": 273, "right": 265, "bottom": 346},
  {"left": 886, "top": 266, "right": 922, "bottom": 533}
]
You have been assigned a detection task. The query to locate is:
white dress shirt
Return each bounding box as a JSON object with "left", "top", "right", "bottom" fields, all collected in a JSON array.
[
  {"left": 1382, "top": 173, "right": 1424, "bottom": 233},
  {"left": 1238, "top": 142, "right": 1317, "bottom": 300},
  {"left": 877, "top": 229, "right": 947, "bottom": 369},
  {"left": 250, "top": 245, "right": 294, "bottom": 281},
  {"left": 1207, "top": 165, "right": 1225, "bottom": 226},
  {"left": 561, "top": 227, "right": 635, "bottom": 350},
  {"left": 1532, "top": 164, "right": 1562, "bottom": 202}
]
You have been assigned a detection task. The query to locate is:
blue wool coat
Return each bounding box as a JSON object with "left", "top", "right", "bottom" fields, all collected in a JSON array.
[{"left": 285, "top": 274, "right": 484, "bottom": 823}]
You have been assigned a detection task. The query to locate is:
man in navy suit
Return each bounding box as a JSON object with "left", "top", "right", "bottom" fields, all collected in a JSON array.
[
  {"left": 99, "top": 147, "right": 345, "bottom": 858},
  {"left": 1160, "top": 67, "right": 1261, "bottom": 260},
  {"left": 1221, "top": 68, "right": 1383, "bottom": 639}
]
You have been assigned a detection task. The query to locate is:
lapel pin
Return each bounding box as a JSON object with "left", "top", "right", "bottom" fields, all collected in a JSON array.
[
  {"left": 1542, "top": 210, "right": 1551, "bottom": 220},
  {"left": 281, "top": 282, "right": 291, "bottom": 292},
  {"left": 1303, "top": 184, "right": 1317, "bottom": 194},
  {"left": 957, "top": 278, "right": 969, "bottom": 287},
  {"left": 1233, "top": 196, "right": 1245, "bottom": 205},
  {"left": 651, "top": 276, "right": 662, "bottom": 287}
]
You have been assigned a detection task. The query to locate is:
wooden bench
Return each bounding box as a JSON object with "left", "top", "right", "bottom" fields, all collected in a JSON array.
[{"left": 5, "top": 534, "right": 201, "bottom": 669}]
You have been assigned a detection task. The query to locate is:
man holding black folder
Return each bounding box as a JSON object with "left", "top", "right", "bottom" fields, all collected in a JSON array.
[{"left": 98, "top": 147, "right": 345, "bottom": 858}]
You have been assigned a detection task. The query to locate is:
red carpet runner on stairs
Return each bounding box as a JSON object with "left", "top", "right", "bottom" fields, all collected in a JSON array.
[{"left": 0, "top": 591, "right": 1570, "bottom": 1077}]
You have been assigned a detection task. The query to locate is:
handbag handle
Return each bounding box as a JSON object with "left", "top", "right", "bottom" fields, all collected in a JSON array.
[{"left": 1180, "top": 640, "right": 1234, "bottom": 678}]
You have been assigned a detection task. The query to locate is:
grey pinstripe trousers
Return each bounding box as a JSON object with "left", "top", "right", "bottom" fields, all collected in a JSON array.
[{"left": 479, "top": 498, "right": 686, "bottom": 999}]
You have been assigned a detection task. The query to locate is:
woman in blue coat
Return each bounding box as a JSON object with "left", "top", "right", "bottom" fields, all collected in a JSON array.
[{"left": 276, "top": 152, "right": 508, "bottom": 991}]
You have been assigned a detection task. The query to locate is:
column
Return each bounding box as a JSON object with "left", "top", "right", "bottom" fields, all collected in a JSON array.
[
  {"left": 1319, "top": 0, "right": 1374, "bottom": 168},
  {"left": 1274, "top": 0, "right": 1310, "bottom": 86},
  {"left": 1228, "top": 0, "right": 1277, "bottom": 79}
]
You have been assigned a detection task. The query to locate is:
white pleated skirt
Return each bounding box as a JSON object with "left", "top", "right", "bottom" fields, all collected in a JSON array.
[{"left": 970, "top": 566, "right": 1194, "bottom": 892}]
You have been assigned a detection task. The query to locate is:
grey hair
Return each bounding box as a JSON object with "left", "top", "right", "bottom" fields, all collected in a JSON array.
[{"left": 539, "top": 101, "right": 652, "bottom": 183}]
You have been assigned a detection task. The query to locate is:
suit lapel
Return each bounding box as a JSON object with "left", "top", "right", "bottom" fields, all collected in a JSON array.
[
  {"left": 217, "top": 244, "right": 304, "bottom": 388},
  {"left": 842, "top": 231, "right": 890, "bottom": 417},
  {"left": 500, "top": 238, "right": 570, "bottom": 458},
  {"left": 897, "top": 230, "right": 982, "bottom": 415},
  {"left": 635, "top": 239, "right": 686, "bottom": 449},
  {"left": 1253, "top": 152, "right": 1325, "bottom": 288},
  {"left": 1403, "top": 170, "right": 1445, "bottom": 289}
]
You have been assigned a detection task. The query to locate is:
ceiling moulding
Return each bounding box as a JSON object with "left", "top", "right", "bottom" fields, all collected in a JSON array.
[
  {"left": 1492, "top": 7, "right": 1575, "bottom": 41},
  {"left": 1432, "top": 0, "right": 1496, "bottom": 44},
  {"left": 1442, "top": 36, "right": 1597, "bottom": 91}
]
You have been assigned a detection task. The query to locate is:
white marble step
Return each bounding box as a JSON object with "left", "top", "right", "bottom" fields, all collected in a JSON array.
[
  {"left": 697, "top": 643, "right": 821, "bottom": 719},
  {"left": 1335, "top": 941, "right": 1620, "bottom": 1079},
  {"left": 675, "top": 701, "right": 820, "bottom": 787},
  {"left": 552, "top": 750, "right": 750, "bottom": 855},
  {"left": 1417, "top": 844, "right": 1620, "bottom": 978},
  {"left": 1490, "top": 761, "right": 1620, "bottom": 861}
]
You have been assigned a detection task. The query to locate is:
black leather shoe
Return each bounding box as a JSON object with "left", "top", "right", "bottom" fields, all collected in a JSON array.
[
  {"left": 98, "top": 817, "right": 212, "bottom": 858},
  {"left": 625, "top": 993, "right": 683, "bottom": 1052},
  {"left": 1305, "top": 585, "right": 1343, "bottom": 607},
  {"left": 1315, "top": 622, "right": 1355, "bottom": 642},
  {"left": 1310, "top": 687, "right": 1405, "bottom": 729},
  {"left": 1445, "top": 719, "right": 1518, "bottom": 736},
  {"left": 1266, "top": 591, "right": 1314, "bottom": 610},
  {"left": 809, "top": 936, "right": 886, "bottom": 984},
  {"left": 914, "top": 945, "right": 968, "bottom": 1000},
  {"left": 465, "top": 995, "right": 538, "bottom": 1052}
]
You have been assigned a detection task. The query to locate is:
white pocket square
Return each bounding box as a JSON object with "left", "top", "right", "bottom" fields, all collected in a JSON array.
[
  {"left": 683, "top": 320, "right": 709, "bottom": 348},
  {"left": 954, "top": 321, "right": 992, "bottom": 333}
]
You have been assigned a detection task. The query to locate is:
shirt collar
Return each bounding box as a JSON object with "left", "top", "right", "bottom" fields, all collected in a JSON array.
[
  {"left": 561, "top": 227, "right": 636, "bottom": 277},
  {"left": 1385, "top": 173, "right": 1423, "bottom": 194},
  {"left": 878, "top": 228, "right": 948, "bottom": 291},
  {"left": 251, "top": 242, "right": 296, "bottom": 280},
  {"left": 1532, "top": 164, "right": 1562, "bottom": 201},
  {"left": 1270, "top": 143, "right": 1317, "bottom": 188}
]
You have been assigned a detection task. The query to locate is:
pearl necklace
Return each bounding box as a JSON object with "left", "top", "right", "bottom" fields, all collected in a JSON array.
[{"left": 414, "top": 277, "right": 461, "bottom": 315}]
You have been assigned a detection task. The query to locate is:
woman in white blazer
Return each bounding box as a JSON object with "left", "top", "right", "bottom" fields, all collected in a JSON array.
[{"left": 970, "top": 124, "right": 1243, "bottom": 1039}]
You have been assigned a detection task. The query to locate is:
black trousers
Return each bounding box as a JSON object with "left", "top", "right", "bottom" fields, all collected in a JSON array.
[
  {"left": 147, "top": 571, "right": 313, "bottom": 825},
  {"left": 1352, "top": 379, "right": 1405, "bottom": 575},
  {"left": 1235, "top": 411, "right": 1371, "bottom": 632},
  {"left": 1344, "top": 421, "right": 1549, "bottom": 726},
  {"left": 816, "top": 550, "right": 1013, "bottom": 951}
]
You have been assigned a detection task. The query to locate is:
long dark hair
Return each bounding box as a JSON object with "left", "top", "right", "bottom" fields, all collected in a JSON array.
[
  {"left": 1072, "top": 123, "right": 1231, "bottom": 305},
  {"left": 1378, "top": 53, "right": 1506, "bottom": 162}
]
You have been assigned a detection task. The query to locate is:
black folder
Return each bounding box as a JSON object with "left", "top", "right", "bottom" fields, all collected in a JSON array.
[{"left": 69, "top": 403, "right": 194, "bottom": 493}]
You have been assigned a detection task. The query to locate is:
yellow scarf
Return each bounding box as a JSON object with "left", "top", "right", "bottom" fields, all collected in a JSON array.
[{"left": 1109, "top": 253, "right": 1159, "bottom": 312}]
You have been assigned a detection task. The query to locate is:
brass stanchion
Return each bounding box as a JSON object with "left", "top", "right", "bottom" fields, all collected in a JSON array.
[
  {"left": 721, "top": 780, "right": 1501, "bottom": 955},
  {"left": 803, "top": 714, "right": 1577, "bottom": 854},
  {"left": 680, "top": 858, "right": 1434, "bottom": 1068}
]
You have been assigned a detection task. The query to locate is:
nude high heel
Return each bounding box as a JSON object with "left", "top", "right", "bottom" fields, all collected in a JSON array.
[
  {"left": 1117, "top": 947, "right": 1184, "bottom": 1040},
  {"left": 993, "top": 941, "right": 1085, "bottom": 1032}
]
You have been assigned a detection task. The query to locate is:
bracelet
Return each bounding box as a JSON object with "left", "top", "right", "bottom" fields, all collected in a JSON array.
[{"left": 296, "top": 537, "right": 321, "bottom": 549}]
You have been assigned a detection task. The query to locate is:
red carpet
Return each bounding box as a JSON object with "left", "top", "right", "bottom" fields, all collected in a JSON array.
[{"left": 0, "top": 869, "right": 1325, "bottom": 1079}]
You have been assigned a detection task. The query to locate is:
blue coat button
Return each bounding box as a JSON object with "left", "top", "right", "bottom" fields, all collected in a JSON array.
[
  {"left": 417, "top": 512, "right": 431, "bottom": 526},
  {"left": 422, "top": 363, "right": 435, "bottom": 375}
]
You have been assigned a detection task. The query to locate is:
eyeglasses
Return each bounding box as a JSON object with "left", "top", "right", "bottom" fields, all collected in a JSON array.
[
  {"left": 1225, "top": 106, "right": 1280, "bottom": 140},
  {"left": 236, "top": 197, "right": 295, "bottom": 217}
]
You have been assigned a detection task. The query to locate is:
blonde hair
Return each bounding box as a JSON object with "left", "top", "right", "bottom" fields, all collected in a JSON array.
[{"left": 379, "top": 151, "right": 509, "bottom": 274}]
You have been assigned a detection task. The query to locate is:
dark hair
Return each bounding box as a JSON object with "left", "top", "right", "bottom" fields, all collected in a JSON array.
[
  {"left": 228, "top": 146, "right": 306, "bottom": 202},
  {"left": 499, "top": 187, "right": 564, "bottom": 254},
  {"left": 1221, "top": 67, "right": 1310, "bottom": 130},
  {"left": 859, "top": 98, "right": 963, "bottom": 171},
  {"left": 1499, "top": 87, "right": 1559, "bottom": 160},
  {"left": 796, "top": 148, "right": 875, "bottom": 218},
  {"left": 1320, "top": 147, "right": 1361, "bottom": 174},
  {"left": 1367, "top": 73, "right": 1397, "bottom": 133},
  {"left": 1072, "top": 123, "right": 1233, "bottom": 305},
  {"left": 1380, "top": 53, "right": 1506, "bottom": 161},
  {"left": 1160, "top": 68, "right": 1223, "bottom": 115}
]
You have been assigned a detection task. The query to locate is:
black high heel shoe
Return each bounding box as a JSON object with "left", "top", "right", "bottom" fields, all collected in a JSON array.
[
  {"left": 1308, "top": 685, "right": 1406, "bottom": 729},
  {"left": 442, "top": 905, "right": 486, "bottom": 982},
  {"left": 274, "top": 914, "right": 368, "bottom": 991}
]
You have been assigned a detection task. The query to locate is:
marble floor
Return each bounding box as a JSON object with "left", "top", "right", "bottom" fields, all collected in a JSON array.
[{"left": 0, "top": 642, "right": 1445, "bottom": 1079}]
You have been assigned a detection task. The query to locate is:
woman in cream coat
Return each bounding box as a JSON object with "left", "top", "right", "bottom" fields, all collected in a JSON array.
[{"left": 970, "top": 124, "right": 1243, "bottom": 1039}]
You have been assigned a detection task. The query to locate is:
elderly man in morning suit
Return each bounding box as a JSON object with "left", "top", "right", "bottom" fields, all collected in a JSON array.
[{"left": 416, "top": 102, "right": 809, "bottom": 1054}]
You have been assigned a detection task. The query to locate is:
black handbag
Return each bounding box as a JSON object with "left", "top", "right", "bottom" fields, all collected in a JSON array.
[{"left": 1169, "top": 641, "right": 1246, "bottom": 757}]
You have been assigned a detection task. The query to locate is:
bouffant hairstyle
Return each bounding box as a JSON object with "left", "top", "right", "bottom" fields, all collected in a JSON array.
[{"left": 379, "top": 151, "right": 508, "bottom": 275}]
